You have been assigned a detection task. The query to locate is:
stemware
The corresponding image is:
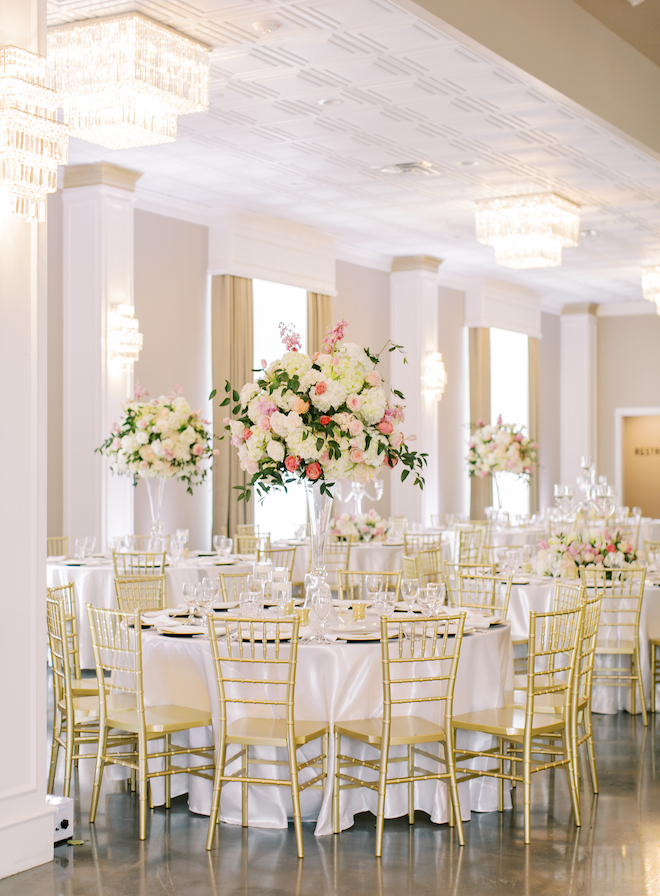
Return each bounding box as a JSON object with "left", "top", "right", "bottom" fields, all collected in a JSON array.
[
  {"left": 373, "top": 591, "right": 396, "bottom": 618},
  {"left": 84, "top": 536, "right": 96, "bottom": 557},
  {"left": 365, "top": 575, "right": 382, "bottom": 601},
  {"left": 197, "top": 587, "right": 215, "bottom": 618},
  {"left": 272, "top": 581, "right": 293, "bottom": 615},
  {"left": 401, "top": 578, "right": 419, "bottom": 606},
  {"left": 201, "top": 576, "right": 220, "bottom": 607},
  {"left": 176, "top": 529, "right": 190, "bottom": 548},
  {"left": 182, "top": 583, "right": 199, "bottom": 622},
  {"left": 74, "top": 538, "right": 86, "bottom": 561},
  {"left": 522, "top": 544, "right": 535, "bottom": 574},
  {"left": 239, "top": 590, "right": 261, "bottom": 618},
  {"left": 169, "top": 538, "right": 184, "bottom": 565},
  {"left": 311, "top": 583, "right": 332, "bottom": 643}
]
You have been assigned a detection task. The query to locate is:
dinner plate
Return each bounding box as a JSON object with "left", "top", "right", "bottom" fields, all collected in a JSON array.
[{"left": 157, "top": 624, "right": 206, "bottom": 637}]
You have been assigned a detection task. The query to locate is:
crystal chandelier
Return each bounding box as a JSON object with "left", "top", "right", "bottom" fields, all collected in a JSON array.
[
  {"left": 109, "top": 304, "right": 143, "bottom": 370},
  {"left": 48, "top": 13, "right": 210, "bottom": 150},
  {"left": 0, "top": 46, "right": 68, "bottom": 222},
  {"left": 475, "top": 192, "right": 580, "bottom": 269},
  {"left": 423, "top": 352, "right": 448, "bottom": 401},
  {"left": 641, "top": 267, "right": 660, "bottom": 311}
]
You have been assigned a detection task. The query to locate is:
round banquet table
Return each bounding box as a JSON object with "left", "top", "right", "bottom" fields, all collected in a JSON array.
[
  {"left": 507, "top": 576, "right": 660, "bottom": 714},
  {"left": 276, "top": 540, "right": 407, "bottom": 582},
  {"left": 46, "top": 556, "right": 252, "bottom": 669},
  {"left": 133, "top": 622, "right": 513, "bottom": 836}
]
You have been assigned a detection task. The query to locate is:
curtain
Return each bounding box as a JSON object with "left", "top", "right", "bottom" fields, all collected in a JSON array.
[
  {"left": 469, "top": 327, "right": 492, "bottom": 520},
  {"left": 211, "top": 275, "right": 254, "bottom": 538},
  {"left": 307, "top": 292, "right": 333, "bottom": 354},
  {"left": 528, "top": 336, "right": 540, "bottom": 514}
]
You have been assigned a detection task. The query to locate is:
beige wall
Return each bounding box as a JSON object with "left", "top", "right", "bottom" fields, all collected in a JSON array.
[
  {"left": 598, "top": 314, "right": 660, "bottom": 484},
  {"left": 133, "top": 211, "right": 212, "bottom": 548},
  {"left": 538, "top": 312, "right": 561, "bottom": 510},
  {"left": 47, "top": 192, "right": 64, "bottom": 537},
  {"left": 333, "top": 260, "right": 392, "bottom": 518}
]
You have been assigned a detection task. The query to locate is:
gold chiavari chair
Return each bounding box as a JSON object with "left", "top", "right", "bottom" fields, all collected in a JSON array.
[
  {"left": 415, "top": 548, "right": 444, "bottom": 587},
  {"left": 46, "top": 583, "right": 97, "bottom": 697},
  {"left": 308, "top": 539, "right": 351, "bottom": 588},
  {"left": 455, "top": 572, "right": 513, "bottom": 616},
  {"left": 205, "top": 615, "right": 328, "bottom": 858},
  {"left": 334, "top": 613, "right": 468, "bottom": 854},
  {"left": 218, "top": 572, "right": 250, "bottom": 603},
  {"left": 87, "top": 606, "right": 215, "bottom": 840},
  {"left": 580, "top": 566, "right": 648, "bottom": 726},
  {"left": 46, "top": 595, "right": 105, "bottom": 796},
  {"left": 453, "top": 605, "right": 584, "bottom": 844},
  {"left": 47, "top": 535, "right": 68, "bottom": 557},
  {"left": 115, "top": 576, "right": 167, "bottom": 613},
  {"left": 479, "top": 542, "right": 526, "bottom": 565},
  {"left": 257, "top": 546, "right": 297, "bottom": 580},
  {"left": 645, "top": 539, "right": 660, "bottom": 562},
  {"left": 650, "top": 636, "right": 660, "bottom": 713},
  {"left": 337, "top": 570, "right": 402, "bottom": 602},
  {"left": 616, "top": 521, "right": 641, "bottom": 552},
  {"left": 234, "top": 533, "right": 271, "bottom": 555},
  {"left": 403, "top": 532, "right": 442, "bottom": 556},
  {"left": 133, "top": 534, "right": 171, "bottom": 551},
  {"left": 442, "top": 562, "right": 496, "bottom": 608},
  {"left": 402, "top": 555, "right": 417, "bottom": 580},
  {"left": 112, "top": 551, "right": 166, "bottom": 577},
  {"left": 455, "top": 527, "right": 483, "bottom": 565},
  {"left": 236, "top": 524, "right": 259, "bottom": 536}
]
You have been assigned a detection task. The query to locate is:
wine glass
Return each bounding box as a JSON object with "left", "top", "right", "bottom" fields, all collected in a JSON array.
[
  {"left": 373, "top": 590, "right": 396, "bottom": 618},
  {"left": 239, "top": 590, "right": 261, "bottom": 618},
  {"left": 632, "top": 506, "right": 642, "bottom": 520},
  {"left": 176, "top": 529, "right": 189, "bottom": 549},
  {"left": 74, "top": 538, "right": 85, "bottom": 561},
  {"left": 365, "top": 575, "right": 382, "bottom": 601},
  {"left": 213, "top": 535, "right": 224, "bottom": 555},
  {"left": 169, "top": 538, "right": 184, "bottom": 566},
  {"left": 272, "top": 581, "right": 292, "bottom": 615},
  {"left": 522, "top": 544, "right": 535, "bottom": 574},
  {"left": 495, "top": 547, "right": 508, "bottom": 572},
  {"left": 182, "top": 583, "right": 199, "bottom": 622},
  {"left": 312, "top": 583, "right": 332, "bottom": 643},
  {"left": 84, "top": 536, "right": 96, "bottom": 557},
  {"left": 197, "top": 587, "right": 214, "bottom": 619},
  {"left": 401, "top": 578, "right": 418, "bottom": 608},
  {"left": 201, "top": 576, "right": 220, "bottom": 608},
  {"left": 417, "top": 587, "right": 436, "bottom": 617}
]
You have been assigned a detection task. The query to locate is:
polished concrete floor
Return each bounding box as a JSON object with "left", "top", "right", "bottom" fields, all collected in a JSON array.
[{"left": 2, "top": 711, "right": 659, "bottom": 896}]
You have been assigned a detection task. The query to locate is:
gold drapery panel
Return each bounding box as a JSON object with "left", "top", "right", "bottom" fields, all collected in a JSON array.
[
  {"left": 307, "top": 292, "right": 333, "bottom": 354},
  {"left": 528, "top": 336, "right": 540, "bottom": 515},
  {"left": 469, "top": 327, "right": 492, "bottom": 520},
  {"left": 211, "top": 275, "right": 254, "bottom": 537}
]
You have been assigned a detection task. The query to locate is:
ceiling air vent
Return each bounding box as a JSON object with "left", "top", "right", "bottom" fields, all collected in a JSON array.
[{"left": 373, "top": 161, "right": 440, "bottom": 176}]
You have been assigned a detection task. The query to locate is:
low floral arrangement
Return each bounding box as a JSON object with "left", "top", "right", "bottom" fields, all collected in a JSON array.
[
  {"left": 467, "top": 416, "right": 538, "bottom": 478},
  {"left": 98, "top": 385, "right": 217, "bottom": 494},
  {"left": 330, "top": 510, "right": 390, "bottom": 542},
  {"left": 535, "top": 528, "right": 637, "bottom": 577},
  {"left": 215, "top": 319, "right": 427, "bottom": 501}
]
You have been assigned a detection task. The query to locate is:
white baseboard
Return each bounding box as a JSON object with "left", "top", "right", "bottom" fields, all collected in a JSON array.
[{"left": 0, "top": 803, "right": 54, "bottom": 880}]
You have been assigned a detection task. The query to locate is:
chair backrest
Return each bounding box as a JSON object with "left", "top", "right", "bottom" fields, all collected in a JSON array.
[
  {"left": 455, "top": 572, "right": 513, "bottom": 615},
  {"left": 644, "top": 539, "right": 660, "bottom": 560},
  {"left": 112, "top": 551, "right": 166, "bottom": 577},
  {"left": 414, "top": 548, "right": 443, "bottom": 586},
  {"left": 337, "top": 570, "right": 402, "bottom": 602},
  {"left": 404, "top": 532, "right": 442, "bottom": 556},
  {"left": 455, "top": 527, "right": 483, "bottom": 564},
  {"left": 47, "top": 535, "right": 68, "bottom": 557},
  {"left": 616, "top": 522, "right": 640, "bottom": 552},
  {"left": 576, "top": 594, "right": 602, "bottom": 706},
  {"left": 479, "top": 542, "right": 526, "bottom": 565},
  {"left": 402, "top": 555, "right": 418, "bottom": 580},
  {"left": 236, "top": 524, "right": 259, "bottom": 536},
  {"left": 114, "top": 576, "right": 166, "bottom": 613},
  {"left": 46, "top": 594, "right": 74, "bottom": 711},
  {"left": 87, "top": 605, "right": 144, "bottom": 722},
  {"left": 380, "top": 614, "right": 466, "bottom": 732},
  {"left": 47, "top": 582, "right": 82, "bottom": 679},
  {"left": 442, "top": 562, "right": 496, "bottom": 606},
  {"left": 218, "top": 572, "right": 250, "bottom": 603},
  {"left": 235, "top": 534, "right": 271, "bottom": 555},
  {"left": 552, "top": 580, "right": 586, "bottom": 613},
  {"left": 257, "top": 546, "right": 296, "bottom": 578},
  {"left": 526, "top": 606, "right": 584, "bottom": 718},
  {"left": 133, "top": 534, "right": 171, "bottom": 551},
  {"left": 579, "top": 566, "right": 646, "bottom": 643},
  {"left": 308, "top": 539, "right": 351, "bottom": 587},
  {"left": 207, "top": 616, "right": 299, "bottom": 731}
]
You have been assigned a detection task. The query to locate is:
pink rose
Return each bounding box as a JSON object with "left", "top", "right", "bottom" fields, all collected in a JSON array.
[
  {"left": 386, "top": 456, "right": 398, "bottom": 468},
  {"left": 192, "top": 444, "right": 204, "bottom": 455},
  {"left": 292, "top": 398, "right": 310, "bottom": 414},
  {"left": 257, "top": 416, "right": 271, "bottom": 431},
  {"left": 606, "top": 543, "right": 616, "bottom": 553},
  {"left": 390, "top": 432, "right": 404, "bottom": 448},
  {"left": 476, "top": 419, "right": 484, "bottom": 428},
  {"left": 594, "top": 554, "right": 603, "bottom": 564},
  {"left": 213, "top": 448, "right": 220, "bottom": 455},
  {"left": 306, "top": 462, "right": 322, "bottom": 480},
  {"left": 139, "top": 460, "right": 149, "bottom": 469},
  {"left": 312, "top": 352, "right": 320, "bottom": 361},
  {"left": 315, "top": 381, "right": 327, "bottom": 396},
  {"left": 365, "top": 370, "right": 381, "bottom": 386},
  {"left": 515, "top": 433, "right": 523, "bottom": 442},
  {"left": 320, "top": 450, "right": 330, "bottom": 463},
  {"left": 349, "top": 448, "right": 364, "bottom": 463},
  {"left": 111, "top": 423, "right": 120, "bottom": 433},
  {"left": 223, "top": 416, "right": 230, "bottom": 426},
  {"left": 346, "top": 394, "right": 361, "bottom": 411},
  {"left": 243, "top": 429, "right": 253, "bottom": 441},
  {"left": 244, "top": 459, "right": 259, "bottom": 475},
  {"left": 112, "top": 438, "right": 121, "bottom": 450},
  {"left": 285, "top": 455, "right": 301, "bottom": 472},
  {"left": 320, "top": 415, "right": 331, "bottom": 426},
  {"left": 378, "top": 421, "right": 394, "bottom": 435},
  {"left": 348, "top": 419, "right": 364, "bottom": 436},
  {"left": 538, "top": 540, "right": 549, "bottom": 550}
]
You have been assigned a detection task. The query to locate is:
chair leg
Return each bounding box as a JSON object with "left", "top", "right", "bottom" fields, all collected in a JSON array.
[
  {"left": 375, "top": 737, "right": 390, "bottom": 858},
  {"left": 63, "top": 718, "right": 75, "bottom": 798},
  {"left": 651, "top": 645, "right": 657, "bottom": 715},
  {"left": 333, "top": 732, "right": 341, "bottom": 835},
  {"left": 444, "top": 737, "right": 465, "bottom": 847},
  {"left": 583, "top": 707, "right": 599, "bottom": 794},
  {"left": 48, "top": 715, "right": 61, "bottom": 793},
  {"left": 562, "top": 726, "right": 581, "bottom": 827},
  {"left": 571, "top": 707, "right": 580, "bottom": 795},
  {"left": 497, "top": 737, "right": 504, "bottom": 813},
  {"left": 523, "top": 735, "right": 532, "bottom": 845},
  {"left": 322, "top": 732, "right": 328, "bottom": 799},
  {"left": 287, "top": 739, "right": 304, "bottom": 859},
  {"left": 164, "top": 734, "right": 171, "bottom": 810},
  {"left": 89, "top": 725, "right": 108, "bottom": 825},
  {"left": 138, "top": 737, "right": 149, "bottom": 841},
  {"left": 407, "top": 745, "right": 414, "bottom": 824},
  {"left": 206, "top": 739, "right": 227, "bottom": 850},
  {"left": 242, "top": 746, "right": 248, "bottom": 828},
  {"left": 635, "top": 647, "right": 648, "bottom": 727}
]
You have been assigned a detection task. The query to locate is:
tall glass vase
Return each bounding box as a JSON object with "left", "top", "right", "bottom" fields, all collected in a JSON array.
[
  {"left": 145, "top": 476, "right": 166, "bottom": 536},
  {"left": 306, "top": 480, "right": 333, "bottom": 581}
]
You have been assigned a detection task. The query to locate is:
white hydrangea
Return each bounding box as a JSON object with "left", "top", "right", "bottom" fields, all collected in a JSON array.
[
  {"left": 270, "top": 411, "right": 289, "bottom": 438},
  {"left": 300, "top": 368, "right": 323, "bottom": 391},
  {"left": 267, "top": 439, "right": 285, "bottom": 462},
  {"left": 359, "top": 387, "right": 387, "bottom": 425},
  {"left": 240, "top": 381, "right": 260, "bottom": 407},
  {"left": 310, "top": 379, "right": 347, "bottom": 413},
  {"left": 281, "top": 351, "right": 313, "bottom": 379},
  {"left": 286, "top": 427, "right": 321, "bottom": 460}
]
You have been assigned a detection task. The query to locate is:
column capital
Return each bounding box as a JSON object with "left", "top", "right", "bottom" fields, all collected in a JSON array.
[
  {"left": 63, "top": 162, "right": 143, "bottom": 192},
  {"left": 391, "top": 255, "right": 442, "bottom": 274},
  {"left": 561, "top": 302, "right": 598, "bottom": 316}
]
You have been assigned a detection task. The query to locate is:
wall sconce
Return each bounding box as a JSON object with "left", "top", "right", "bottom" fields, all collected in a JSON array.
[
  {"left": 423, "top": 351, "right": 447, "bottom": 401},
  {"left": 108, "top": 304, "right": 143, "bottom": 370},
  {"left": 641, "top": 267, "right": 660, "bottom": 313}
]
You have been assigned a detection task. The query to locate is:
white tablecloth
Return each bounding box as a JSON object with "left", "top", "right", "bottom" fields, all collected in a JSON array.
[
  {"left": 276, "top": 541, "right": 406, "bottom": 582},
  {"left": 137, "top": 623, "right": 513, "bottom": 835}
]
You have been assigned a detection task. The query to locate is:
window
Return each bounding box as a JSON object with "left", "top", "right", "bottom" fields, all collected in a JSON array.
[
  {"left": 490, "top": 328, "right": 529, "bottom": 517},
  {"left": 252, "top": 279, "right": 308, "bottom": 540}
]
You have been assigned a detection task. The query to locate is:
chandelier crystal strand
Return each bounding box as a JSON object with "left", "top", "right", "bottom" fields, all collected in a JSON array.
[
  {"left": 48, "top": 13, "right": 210, "bottom": 150},
  {"left": 475, "top": 193, "right": 580, "bottom": 269},
  {"left": 641, "top": 267, "right": 660, "bottom": 311},
  {"left": 109, "top": 304, "right": 143, "bottom": 370},
  {"left": 0, "top": 46, "right": 68, "bottom": 222}
]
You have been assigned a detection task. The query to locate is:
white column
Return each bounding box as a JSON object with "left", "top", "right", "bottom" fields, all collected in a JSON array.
[
  {"left": 560, "top": 303, "right": 597, "bottom": 485},
  {"left": 62, "top": 164, "right": 142, "bottom": 550},
  {"left": 0, "top": 0, "right": 54, "bottom": 878},
  {"left": 390, "top": 256, "right": 441, "bottom": 525}
]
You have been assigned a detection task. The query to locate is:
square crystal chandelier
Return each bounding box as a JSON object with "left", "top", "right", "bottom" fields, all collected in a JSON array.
[
  {"left": 109, "top": 304, "right": 143, "bottom": 370},
  {"left": 641, "top": 267, "right": 660, "bottom": 312},
  {"left": 48, "top": 13, "right": 210, "bottom": 150},
  {"left": 475, "top": 192, "right": 580, "bottom": 269},
  {"left": 0, "top": 46, "right": 68, "bottom": 222}
]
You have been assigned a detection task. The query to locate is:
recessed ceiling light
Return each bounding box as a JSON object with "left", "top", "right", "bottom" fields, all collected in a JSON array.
[
  {"left": 253, "top": 20, "right": 280, "bottom": 35},
  {"left": 459, "top": 159, "right": 480, "bottom": 167},
  {"left": 580, "top": 229, "right": 597, "bottom": 237},
  {"left": 318, "top": 98, "right": 343, "bottom": 106},
  {"left": 373, "top": 161, "right": 439, "bottom": 176}
]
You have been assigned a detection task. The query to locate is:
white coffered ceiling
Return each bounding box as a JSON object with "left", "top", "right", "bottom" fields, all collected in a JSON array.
[{"left": 47, "top": 0, "right": 660, "bottom": 307}]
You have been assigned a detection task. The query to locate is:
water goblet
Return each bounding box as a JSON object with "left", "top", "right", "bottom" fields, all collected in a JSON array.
[
  {"left": 239, "top": 590, "right": 261, "bottom": 618},
  {"left": 74, "top": 538, "right": 85, "bottom": 561},
  {"left": 176, "top": 529, "right": 189, "bottom": 548},
  {"left": 182, "top": 583, "right": 199, "bottom": 622},
  {"left": 201, "top": 576, "right": 220, "bottom": 607},
  {"left": 272, "top": 581, "right": 293, "bottom": 615},
  {"left": 84, "top": 536, "right": 96, "bottom": 557},
  {"left": 272, "top": 566, "right": 289, "bottom": 584},
  {"left": 312, "top": 583, "right": 332, "bottom": 643},
  {"left": 632, "top": 507, "right": 642, "bottom": 520},
  {"left": 522, "top": 544, "right": 535, "bottom": 574},
  {"left": 197, "top": 588, "right": 214, "bottom": 619},
  {"left": 213, "top": 535, "right": 224, "bottom": 555},
  {"left": 495, "top": 547, "right": 508, "bottom": 572},
  {"left": 123, "top": 535, "right": 135, "bottom": 552},
  {"left": 417, "top": 587, "right": 436, "bottom": 617},
  {"left": 169, "top": 538, "right": 184, "bottom": 566},
  {"left": 373, "top": 590, "right": 396, "bottom": 618},
  {"left": 365, "top": 575, "right": 382, "bottom": 601},
  {"left": 221, "top": 537, "right": 233, "bottom": 558},
  {"left": 401, "top": 578, "right": 419, "bottom": 607}
]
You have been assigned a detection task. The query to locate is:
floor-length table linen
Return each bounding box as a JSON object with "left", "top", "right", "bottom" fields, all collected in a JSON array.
[{"left": 137, "top": 623, "right": 513, "bottom": 835}]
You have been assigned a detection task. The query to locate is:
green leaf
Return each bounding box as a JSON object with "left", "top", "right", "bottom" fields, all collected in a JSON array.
[
  {"left": 232, "top": 390, "right": 240, "bottom": 402},
  {"left": 209, "top": 389, "right": 217, "bottom": 400},
  {"left": 219, "top": 397, "right": 230, "bottom": 407},
  {"left": 393, "top": 389, "right": 405, "bottom": 400},
  {"left": 225, "top": 381, "right": 231, "bottom": 393},
  {"left": 316, "top": 438, "right": 324, "bottom": 451},
  {"left": 401, "top": 469, "right": 409, "bottom": 482}
]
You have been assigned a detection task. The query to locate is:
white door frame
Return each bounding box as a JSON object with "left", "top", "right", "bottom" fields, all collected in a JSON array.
[{"left": 614, "top": 406, "right": 660, "bottom": 502}]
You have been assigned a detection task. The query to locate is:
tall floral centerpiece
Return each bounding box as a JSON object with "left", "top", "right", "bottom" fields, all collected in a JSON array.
[
  {"left": 98, "top": 385, "right": 217, "bottom": 534},
  {"left": 535, "top": 528, "right": 637, "bottom": 577},
  {"left": 215, "top": 319, "right": 426, "bottom": 579},
  {"left": 467, "top": 416, "right": 538, "bottom": 511}
]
